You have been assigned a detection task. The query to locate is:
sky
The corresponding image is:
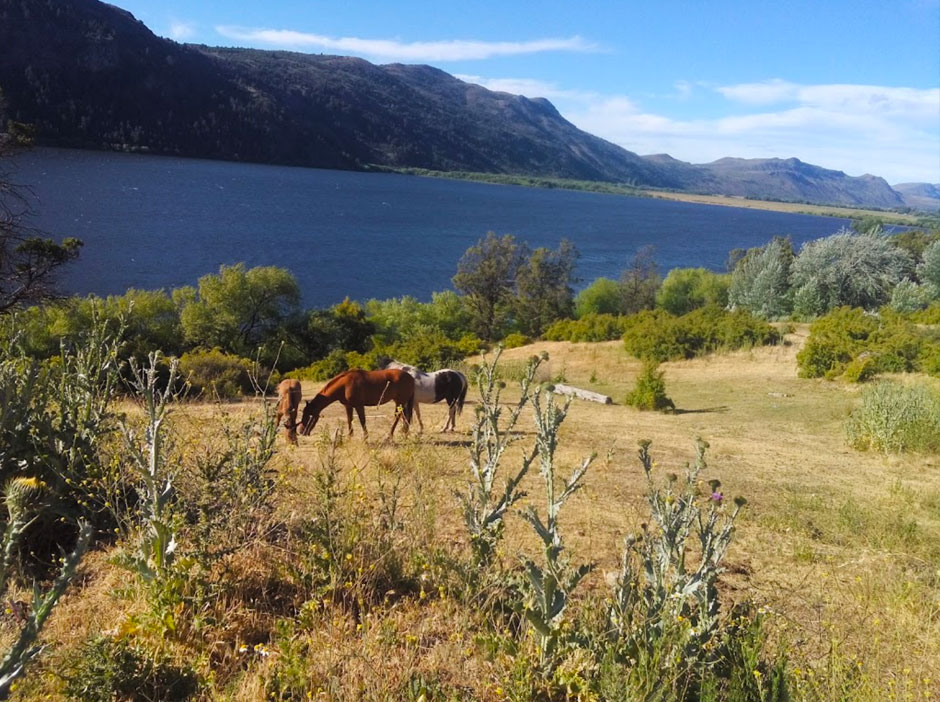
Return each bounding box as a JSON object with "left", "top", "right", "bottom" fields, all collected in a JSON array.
[{"left": 111, "top": 0, "right": 940, "bottom": 184}]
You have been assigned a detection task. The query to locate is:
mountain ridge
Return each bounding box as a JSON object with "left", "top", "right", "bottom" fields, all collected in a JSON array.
[{"left": 0, "top": 0, "right": 920, "bottom": 211}]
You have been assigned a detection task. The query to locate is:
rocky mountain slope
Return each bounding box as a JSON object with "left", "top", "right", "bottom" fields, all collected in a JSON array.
[{"left": 0, "top": 0, "right": 916, "bottom": 210}]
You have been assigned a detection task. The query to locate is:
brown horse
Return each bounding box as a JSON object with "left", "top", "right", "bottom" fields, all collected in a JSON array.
[
  {"left": 299, "top": 369, "right": 415, "bottom": 439},
  {"left": 275, "top": 379, "right": 303, "bottom": 445}
]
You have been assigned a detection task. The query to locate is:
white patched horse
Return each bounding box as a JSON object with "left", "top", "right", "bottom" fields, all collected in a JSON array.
[{"left": 378, "top": 359, "right": 468, "bottom": 432}]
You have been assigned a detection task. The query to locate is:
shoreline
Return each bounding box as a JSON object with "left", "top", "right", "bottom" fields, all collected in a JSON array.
[{"left": 379, "top": 166, "right": 927, "bottom": 226}]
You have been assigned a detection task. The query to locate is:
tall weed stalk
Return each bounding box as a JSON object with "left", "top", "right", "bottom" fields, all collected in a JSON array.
[
  {"left": 459, "top": 348, "right": 544, "bottom": 569},
  {"left": 520, "top": 389, "right": 594, "bottom": 673}
]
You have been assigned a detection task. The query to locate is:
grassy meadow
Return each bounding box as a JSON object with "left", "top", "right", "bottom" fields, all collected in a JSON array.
[{"left": 5, "top": 326, "right": 937, "bottom": 701}]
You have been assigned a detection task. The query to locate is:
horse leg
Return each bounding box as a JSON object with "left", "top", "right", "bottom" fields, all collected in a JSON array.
[
  {"left": 345, "top": 404, "right": 354, "bottom": 437},
  {"left": 443, "top": 401, "right": 456, "bottom": 433},
  {"left": 413, "top": 401, "right": 425, "bottom": 432},
  {"left": 356, "top": 405, "right": 368, "bottom": 439},
  {"left": 388, "top": 405, "right": 401, "bottom": 440},
  {"left": 286, "top": 407, "right": 298, "bottom": 445}
]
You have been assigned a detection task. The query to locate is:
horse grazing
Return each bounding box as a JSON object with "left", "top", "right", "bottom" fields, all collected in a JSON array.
[
  {"left": 275, "top": 379, "right": 303, "bottom": 445},
  {"left": 378, "top": 359, "right": 467, "bottom": 432},
  {"left": 298, "top": 369, "right": 415, "bottom": 439}
]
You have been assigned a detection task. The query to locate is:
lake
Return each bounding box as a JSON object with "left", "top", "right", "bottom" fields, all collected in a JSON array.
[{"left": 11, "top": 148, "right": 858, "bottom": 308}]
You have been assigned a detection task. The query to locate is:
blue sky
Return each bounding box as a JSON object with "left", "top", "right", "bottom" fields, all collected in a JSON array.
[{"left": 112, "top": 0, "right": 939, "bottom": 183}]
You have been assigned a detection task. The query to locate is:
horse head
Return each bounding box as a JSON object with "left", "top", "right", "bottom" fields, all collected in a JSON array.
[{"left": 299, "top": 398, "right": 322, "bottom": 436}]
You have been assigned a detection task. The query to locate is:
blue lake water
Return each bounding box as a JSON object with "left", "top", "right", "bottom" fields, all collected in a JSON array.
[{"left": 12, "top": 148, "right": 859, "bottom": 308}]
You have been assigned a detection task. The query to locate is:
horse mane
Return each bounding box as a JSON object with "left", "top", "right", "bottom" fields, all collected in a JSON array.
[{"left": 320, "top": 369, "right": 355, "bottom": 394}]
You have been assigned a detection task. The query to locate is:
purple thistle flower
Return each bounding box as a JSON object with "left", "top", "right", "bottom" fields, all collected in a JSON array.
[{"left": 711, "top": 491, "right": 724, "bottom": 503}]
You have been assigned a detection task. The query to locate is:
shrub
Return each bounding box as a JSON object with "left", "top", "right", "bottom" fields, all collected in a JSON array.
[
  {"left": 909, "top": 301, "right": 940, "bottom": 324},
  {"left": 918, "top": 240, "right": 940, "bottom": 291},
  {"left": 501, "top": 332, "right": 531, "bottom": 349},
  {"left": 544, "top": 313, "right": 629, "bottom": 342},
  {"left": 844, "top": 381, "right": 940, "bottom": 453},
  {"left": 623, "top": 306, "right": 780, "bottom": 362},
  {"left": 64, "top": 636, "right": 200, "bottom": 702},
  {"left": 575, "top": 277, "right": 623, "bottom": 317},
  {"left": 625, "top": 360, "right": 674, "bottom": 411},
  {"left": 178, "top": 348, "right": 254, "bottom": 398},
  {"left": 622, "top": 310, "right": 685, "bottom": 361},
  {"left": 293, "top": 348, "right": 349, "bottom": 381},
  {"left": 656, "top": 268, "right": 729, "bottom": 315},
  {"left": 888, "top": 278, "right": 931, "bottom": 314},
  {"left": 797, "top": 307, "right": 936, "bottom": 379}
]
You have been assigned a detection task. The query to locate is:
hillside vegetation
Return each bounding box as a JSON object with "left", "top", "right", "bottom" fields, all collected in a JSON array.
[{"left": 1, "top": 326, "right": 937, "bottom": 701}]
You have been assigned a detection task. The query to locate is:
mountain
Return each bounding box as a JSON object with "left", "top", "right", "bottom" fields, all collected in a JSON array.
[
  {"left": 0, "top": 0, "right": 914, "bottom": 210},
  {"left": 892, "top": 183, "right": 940, "bottom": 212},
  {"left": 0, "top": 0, "right": 671, "bottom": 184},
  {"left": 641, "top": 154, "right": 904, "bottom": 209}
]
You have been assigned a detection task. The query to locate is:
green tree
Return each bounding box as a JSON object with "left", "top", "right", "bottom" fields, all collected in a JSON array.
[
  {"left": 790, "top": 229, "right": 913, "bottom": 317},
  {"left": 656, "top": 268, "right": 729, "bottom": 315},
  {"left": 452, "top": 232, "right": 525, "bottom": 341},
  {"left": 728, "top": 236, "right": 794, "bottom": 319},
  {"left": 575, "top": 277, "right": 622, "bottom": 317},
  {"left": 918, "top": 240, "right": 940, "bottom": 298},
  {"left": 301, "top": 297, "right": 375, "bottom": 360},
  {"left": 174, "top": 263, "right": 300, "bottom": 357},
  {"left": 619, "top": 245, "right": 660, "bottom": 314},
  {"left": 1, "top": 122, "right": 82, "bottom": 312},
  {"left": 514, "top": 238, "right": 579, "bottom": 337}
]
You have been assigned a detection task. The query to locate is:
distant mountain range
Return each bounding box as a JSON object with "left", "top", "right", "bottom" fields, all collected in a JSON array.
[{"left": 0, "top": 0, "right": 936, "bottom": 213}]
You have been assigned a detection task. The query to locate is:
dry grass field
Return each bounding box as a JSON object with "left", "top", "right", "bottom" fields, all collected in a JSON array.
[{"left": 8, "top": 328, "right": 939, "bottom": 700}]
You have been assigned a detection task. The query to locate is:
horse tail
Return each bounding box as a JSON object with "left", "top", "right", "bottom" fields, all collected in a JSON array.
[{"left": 455, "top": 372, "right": 468, "bottom": 416}]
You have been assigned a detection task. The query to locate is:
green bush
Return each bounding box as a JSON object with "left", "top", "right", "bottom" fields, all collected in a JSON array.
[
  {"left": 797, "top": 307, "right": 937, "bottom": 379},
  {"left": 844, "top": 381, "right": 940, "bottom": 453},
  {"left": 623, "top": 306, "right": 780, "bottom": 362},
  {"left": 656, "top": 268, "right": 729, "bottom": 316},
  {"left": 575, "top": 277, "right": 623, "bottom": 317},
  {"left": 294, "top": 348, "right": 350, "bottom": 381},
  {"left": 625, "top": 361, "right": 674, "bottom": 411},
  {"left": 543, "top": 313, "right": 629, "bottom": 342},
  {"left": 501, "top": 332, "right": 531, "bottom": 349},
  {"left": 909, "top": 301, "right": 940, "bottom": 324},
  {"left": 178, "top": 348, "right": 254, "bottom": 398},
  {"left": 64, "top": 636, "right": 200, "bottom": 702}
]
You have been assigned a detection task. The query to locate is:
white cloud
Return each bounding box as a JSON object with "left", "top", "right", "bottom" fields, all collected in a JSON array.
[
  {"left": 168, "top": 20, "right": 196, "bottom": 41},
  {"left": 476, "top": 77, "right": 940, "bottom": 183},
  {"left": 214, "top": 26, "right": 597, "bottom": 62},
  {"left": 718, "top": 80, "right": 939, "bottom": 123},
  {"left": 453, "top": 75, "right": 599, "bottom": 102}
]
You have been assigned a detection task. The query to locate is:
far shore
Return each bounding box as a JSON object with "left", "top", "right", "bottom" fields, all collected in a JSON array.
[{"left": 380, "top": 166, "right": 927, "bottom": 226}]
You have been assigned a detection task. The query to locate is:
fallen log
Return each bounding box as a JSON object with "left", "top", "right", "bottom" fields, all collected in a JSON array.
[{"left": 552, "top": 383, "right": 613, "bottom": 404}]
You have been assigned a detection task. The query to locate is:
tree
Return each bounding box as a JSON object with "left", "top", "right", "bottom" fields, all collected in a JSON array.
[
  {"left": 174, "top": 263, "right": 300, "bottom": 357},
  {"left": 790, "top": 229, "right": 913, "bottom": 317},
  {"left": 514, "top": 238, "right": 579, "bottom": 337},
  {"left": 619, "top": 245, "right": 661, "bottom": 314},
  {"left": 575, "top": 277, "right": 622, "bottom": 317},
  {"left": 728, "top": 236, "right": 794, "bottom": 319},
  {"left": 0, "top": 119, "right": 82, "bottom": 312},
  {"left": 656, "top": 268, "right": 729, "bottom": 316},
  {"left": 918, "top": 240, "right": 940, "bottom": 298},
  {"left": 452, "top": 232, "right": 526, "bottom": 341}
]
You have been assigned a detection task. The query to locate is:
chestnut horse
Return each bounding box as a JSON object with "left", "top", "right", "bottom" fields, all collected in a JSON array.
[
  {"left": 275, "top": 379, "right": 303, "bottom": 445},
  {"left": 299, "top": 369, "right": 415, "bottom": 439}
]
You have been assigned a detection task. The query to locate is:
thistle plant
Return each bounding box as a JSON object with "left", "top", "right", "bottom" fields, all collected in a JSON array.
[
  {"left": 520, "top": 389, "right": 594, "bottom": 673},
  {"left": 607, "top": 438, "right": 746, "bottom": 678},
  {"left": 120, "top": 352, "right": 184, "bottom": 581},
  {"left": 0, "top": 478, "right": 93, "bottom": 699},
  {"left": 459, "top": 348, "right": 544, "bottom": 568}
]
